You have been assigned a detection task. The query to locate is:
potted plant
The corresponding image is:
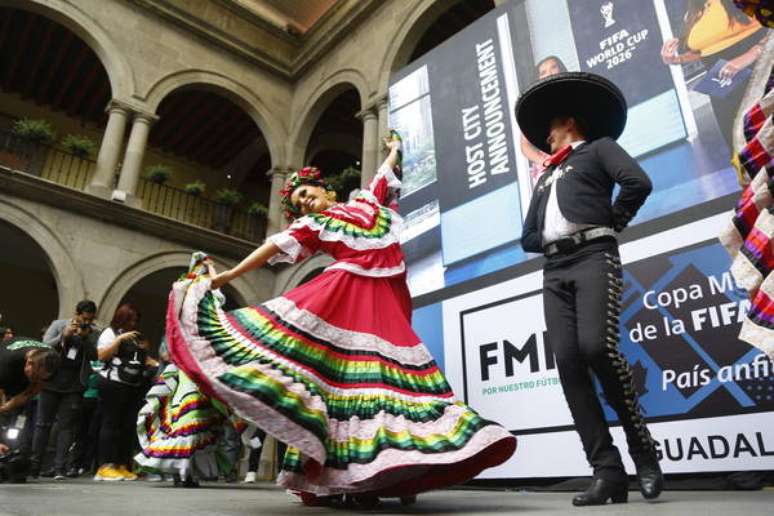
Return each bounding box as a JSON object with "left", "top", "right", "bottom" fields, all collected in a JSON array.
[
  {"left": 184, "top": 180, "right": 206, "bottom": 196},
  {"left": 62, "top": 134, "right": 97, "bottom": 159},
  {"left": 12, "top": 118, "right": 56, "bottom": 145},
  {"left": 144, "top": 164, "right": 172, "bottom": 185},
  {"left": 330, "top": 166, "right": 361, "bottom": 200},
  {"left": 9, "top": 118, "right": 56, "bottom": 176},
  {"left": 214, "top": 188, "right": 243, "bottom": 206},
  {"left": 213, "top": 188, "right": 243, "bottom": 232},
  {"left": 246, "top": 201, "right": 269, "bottom": 240},
  {"left": 246, "top": 201, "right": 268, "bottom": 218}
]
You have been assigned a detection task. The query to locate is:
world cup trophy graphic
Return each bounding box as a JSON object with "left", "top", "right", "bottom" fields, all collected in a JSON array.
[{"left": 601, "top": 1, "right": 616, "bottom": 28}]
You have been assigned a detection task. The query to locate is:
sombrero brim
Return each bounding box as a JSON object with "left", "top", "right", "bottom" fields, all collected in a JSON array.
[{"left": 515, "top": 72, "right": 627, "bottom": 154}]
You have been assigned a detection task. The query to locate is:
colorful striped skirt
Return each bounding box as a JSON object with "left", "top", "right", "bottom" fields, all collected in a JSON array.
[
  {"left": 135, "top": 364, "right": 246, "bottom": 478},
  {"left": 719, "top": 65, "right": 774, "bottom": 358},
  {"left": 165, "top": 257, "right": 516, "bottom": 496}
]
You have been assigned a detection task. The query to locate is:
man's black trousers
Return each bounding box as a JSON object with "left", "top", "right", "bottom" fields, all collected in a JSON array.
[
  {"left": 543, "top": 239, "right": 655, "bottom": 481},
  {"left": 31, "top": 390, "right": 82, "bottom": 472}
]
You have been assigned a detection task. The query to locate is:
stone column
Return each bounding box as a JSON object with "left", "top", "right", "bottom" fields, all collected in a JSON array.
[
  {"left": 357, "top": 107, "right": 378, "bottom": 189},
  {"left": 86, "top": 100, "right": 130, "bottom": 198},
  {"left": 266, "top": 167, "right": 289, "bottom": 236},
  {"left": 377, "top": 95, "right": 390, "bottom": 160},
  {"left": 115, "top": 111, "right": 157, "bottom": 208}
]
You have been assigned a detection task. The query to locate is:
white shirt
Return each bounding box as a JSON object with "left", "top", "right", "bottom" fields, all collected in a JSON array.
[
  {"left": 97, "top": 327, "right": 132, "bottom": 384},
  {"left": 542, "top": 141, "right": 598, "bottom": 245}
]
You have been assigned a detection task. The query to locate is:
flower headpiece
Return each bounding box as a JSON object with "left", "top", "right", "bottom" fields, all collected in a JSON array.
[{"left": 279, "top": 166, "right": 327, "bottom": 221}]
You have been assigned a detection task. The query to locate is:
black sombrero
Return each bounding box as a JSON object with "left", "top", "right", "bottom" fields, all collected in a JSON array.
[{"left": 515, "top": 72, "right": 627, "bottom": 154}]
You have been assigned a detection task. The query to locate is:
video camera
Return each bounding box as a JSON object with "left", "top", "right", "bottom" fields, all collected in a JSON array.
[
  {"left": 0, "top": 449, "right": 29, "bottom": 483},
  {"left": 0, "top": 416, "right": 29, "bottom": 483}
]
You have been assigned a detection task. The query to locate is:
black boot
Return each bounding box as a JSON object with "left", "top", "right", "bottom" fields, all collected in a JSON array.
[
  {"left": 27, "top": 460, "right": 40, "bottom": 480},
  {"left": 572, "top": 478, "right": 628, "bottom": 506},
  {"left": 634, "top": 457, "right": 663, "bottom": 500}
]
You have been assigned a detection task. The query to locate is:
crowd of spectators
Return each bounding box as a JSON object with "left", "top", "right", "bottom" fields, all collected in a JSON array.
[{"left": 0, "top": 301, "right": 268, "bottom": 485}]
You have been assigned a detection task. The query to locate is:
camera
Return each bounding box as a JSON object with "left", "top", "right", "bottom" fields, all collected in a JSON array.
[
  {"left": 0, "top": 450, "right": 30, "bottom": 484},
  {"left": 0, "top": 417, "right": 29, "bottom": 483},
  {"left": 119, "top": 332, "right": 145, "bottom": 355},
  {"left": 0, "top": 449, "right": 30, "bottom": 483}
]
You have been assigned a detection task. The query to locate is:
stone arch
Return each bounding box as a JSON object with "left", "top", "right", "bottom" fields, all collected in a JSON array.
[
  {"left": 0, "top": 0, "right": 134, "bottom": 99},
  {"left": 376, "top": 0, "right": 465, "bottom": 95},
  {"left": 143, "top": 70, "right": 286, "bottom": 167},
  {"left": 0, "top": 199, "right": 85, "bottom": 320},
  {"left": 305, "top": 132, "right": 362, "bottom": 164},
  {"left": 98, "top": 250, "right": 254, "bottom": 324},
  {"left": 272, "top": 255, "right": 334, "bottom": 297},
  {"left": 288, "top": 68, "right": 369, "bottom": 168}
]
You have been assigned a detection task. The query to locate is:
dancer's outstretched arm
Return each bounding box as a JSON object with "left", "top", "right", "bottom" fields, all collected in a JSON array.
[
  {"left": 382, "top": 137, "right": 400, "bottom": 170},
  {"left": 211, "top": 241, "right": 281, "bottom": 289}
]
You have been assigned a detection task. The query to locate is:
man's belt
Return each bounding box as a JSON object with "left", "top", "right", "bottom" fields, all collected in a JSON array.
[{"left": 544, "top": 227, "right": 616, "bottom": 257}]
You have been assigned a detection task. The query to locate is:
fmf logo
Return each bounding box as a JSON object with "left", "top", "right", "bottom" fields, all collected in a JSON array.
[{"left": 478, "top": 331, "right": 555, "bottom": 381}]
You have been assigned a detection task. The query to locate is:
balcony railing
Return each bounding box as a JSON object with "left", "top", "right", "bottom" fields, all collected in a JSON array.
[
  {"left": 0, "top": 129, "right": 265, "bottom": 242},
  {"left": 136, "top": 179, "right": 265, "bottom": 241}
]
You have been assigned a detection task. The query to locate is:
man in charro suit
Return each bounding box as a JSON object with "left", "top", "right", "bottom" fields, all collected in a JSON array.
[{"left": 516, "top": 72, "right": 663, "bottom": 506}]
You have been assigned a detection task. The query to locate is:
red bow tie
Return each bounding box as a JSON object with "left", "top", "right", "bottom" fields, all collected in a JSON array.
[{"left": 543, "top": 144, "right": 573, "bottom": 168}]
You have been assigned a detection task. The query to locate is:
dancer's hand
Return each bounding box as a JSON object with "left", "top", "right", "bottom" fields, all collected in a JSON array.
[
  {"left": 203, "top": 258, "right": 217, "bottom": 276},
  {"left": 383, "top": 136, "right": 401, "bottom": 152},
  {"left": 211, "top": 270, "right": 233, "bottom": 290}
]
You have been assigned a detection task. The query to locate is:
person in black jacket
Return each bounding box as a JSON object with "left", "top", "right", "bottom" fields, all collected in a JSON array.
[
  {"left": 0, "top": 338, "right": 60, "bottom": 479},
  {"left": 516, "top": 72, "right": 662, "bottom": 506},
  {"left": 0, "top": 340, "right": 59, "bottom": 415},
  {"left": 30, "top": 300, "right": 99, "bottom": 479}
]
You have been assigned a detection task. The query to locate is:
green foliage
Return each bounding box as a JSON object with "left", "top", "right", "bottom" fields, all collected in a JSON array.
[
  {"left": 144, "top": 164, "right": 172, "bottom": 184},
  {"left": 326, "top": 166, "right": 361, "bottom": 199},
  {"left": 214, "top": 187, "right": 243, "bottom": 205},
  {"left": 12, "top": 118, "right": 56, "bottom": 144},
  {"left": 184, "top": 180, "right": 206, "bottom": 196},
  {"left": 62, "top": 134, "right": 97, "bottom": 159},
  {"left": 247, "top": 201, "right": 268, "bottom": 218}
]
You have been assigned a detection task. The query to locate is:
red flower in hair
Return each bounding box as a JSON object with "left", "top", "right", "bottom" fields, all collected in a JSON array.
[{"left": 279, "top": 166, "right": 326, "bottom": 221}]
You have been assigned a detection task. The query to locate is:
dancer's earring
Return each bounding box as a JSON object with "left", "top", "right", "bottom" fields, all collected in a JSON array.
[{"left": 326, "top": 190, "right": 337, "bottom": 202}]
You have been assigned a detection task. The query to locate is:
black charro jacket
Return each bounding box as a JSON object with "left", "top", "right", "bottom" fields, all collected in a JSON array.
[{"left": 521, "top": 137, "right": 652, "bottom": 254}]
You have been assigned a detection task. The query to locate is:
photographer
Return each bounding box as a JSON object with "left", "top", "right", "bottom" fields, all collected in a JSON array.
[
  {"left": 94, "top": 304, "right": 157, "bottom": 482},
  {"left": 0, "top": 429, "right": 25, "bottom": 483},
  {"left": 30, "top": 300, "right": 99, "bottom": 479},
  {"left": 0, "top": 340, "right": 59, "bottom": 416},
  {"left": 1, "top": 327, "right": 14, "bottom": 343},
  {"left": 0, "top": 338, "right": 60, "bottom": 482},
  {"left": 0, "top": 440, "right": 26, "bottom": 483}
]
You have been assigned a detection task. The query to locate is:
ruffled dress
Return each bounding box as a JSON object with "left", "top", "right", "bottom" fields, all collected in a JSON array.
[
  {"left": 135, "top": 363, "right": 246, "bottom": 479},
  {"left": 164, "top": 163, "right": 516, "bottom": 496},
  {"left": 719, "top": 64, "right": 774, "bottom": 358}
]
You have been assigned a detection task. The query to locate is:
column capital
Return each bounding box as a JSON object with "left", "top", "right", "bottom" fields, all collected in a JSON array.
[
  {"left": 355, "top": 106, "right": 378, "bottom": 122},
  {"left": 268, "top": 167, "right": 298, "bottom": 182},
  {"left": 132, "top": 110, "right": 160, "bottom": 125},
  {"left": 376, "top": 95, "right": 389, "bottom": 110},
  {"left": 105, "top": 99, "right": 133, "bottom": 115}
]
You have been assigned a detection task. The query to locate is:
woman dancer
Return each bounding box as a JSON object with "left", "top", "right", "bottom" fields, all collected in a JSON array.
[{"left": 165, "top": 134, "right": 516, "bottom": 505}]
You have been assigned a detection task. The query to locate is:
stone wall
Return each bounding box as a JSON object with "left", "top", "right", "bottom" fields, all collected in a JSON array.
[{"left": 0, "top": 168, "right": 273, "bottom": 325}]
